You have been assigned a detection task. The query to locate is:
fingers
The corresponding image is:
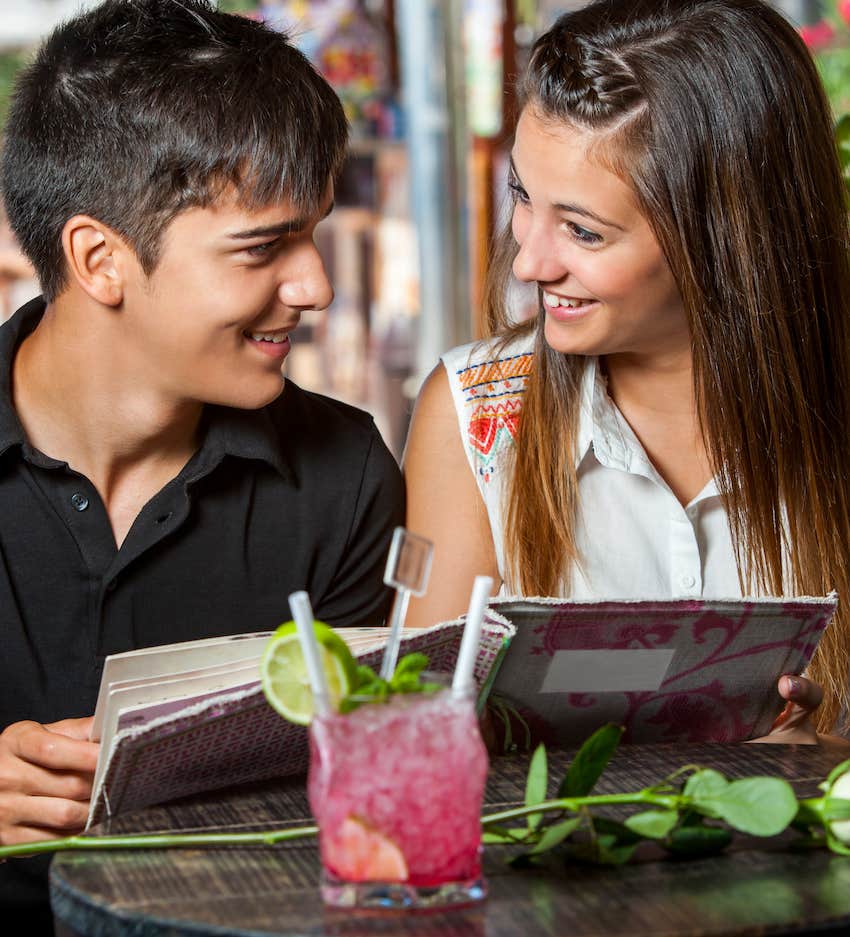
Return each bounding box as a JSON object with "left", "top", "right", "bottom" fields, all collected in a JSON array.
[
  {"left": 0, "top": 758, "right": 93, "bottom": 801},
  {"left": 4, "top": 721, "right": 99, "bottom": 774},
  {"left": 0, "top": 794, "right": 89, "bottom": 838},
  {"left": 45, "top": 716, "right": 95, "bottom": 742},
  {"left": 778, "top": 675, "right": 823, "bottom": 712},
  {"left": 0, "top": 824, "right": 79, "bottom": 847},
  {"left": 0, "top": 720, "right": 97, "bottom": 845},
  {"left": 749, "top": 675, "right": 824, "bottom": 744}
]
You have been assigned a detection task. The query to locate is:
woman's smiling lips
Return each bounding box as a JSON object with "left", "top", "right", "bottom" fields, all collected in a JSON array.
[
  {"left": 244, "top": 328, "right": 292, "bottom": 360},
  {"left": 542, "top": 290, "right": 598, "bottom": 322}
]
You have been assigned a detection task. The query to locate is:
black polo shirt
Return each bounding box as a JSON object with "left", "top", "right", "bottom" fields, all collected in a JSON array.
[{"left": 0, "top": 297, "right": 404, "bottom": 929}]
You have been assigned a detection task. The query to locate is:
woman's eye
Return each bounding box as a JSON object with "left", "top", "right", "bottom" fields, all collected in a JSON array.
[
  {"left": 566, "top": 221, "right": 602, "bottom": 245},
  {"left": 507, "top": 180, "right": 529, "bottom": 204}
]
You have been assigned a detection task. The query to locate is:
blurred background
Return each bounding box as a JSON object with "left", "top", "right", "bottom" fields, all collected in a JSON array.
[{"left": 0, "top": 0, "right": 847, "bottom": 458}]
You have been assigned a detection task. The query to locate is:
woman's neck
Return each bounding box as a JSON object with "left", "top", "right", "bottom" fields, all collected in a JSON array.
[{"left": 600, "top": 350, "right": 713, "bottom": 506}]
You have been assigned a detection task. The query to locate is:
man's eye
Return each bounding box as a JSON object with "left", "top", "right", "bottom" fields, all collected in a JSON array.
[{"left": 246, "top": 239, "right": 279, "bottom": 257}]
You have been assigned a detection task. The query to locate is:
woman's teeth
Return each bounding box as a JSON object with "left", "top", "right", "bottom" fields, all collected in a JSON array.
[
  {"left": 543, "top": 291, "right": 591, "bottom": 309},
  {"left": 248, "top": 331, "right": 288, "bottom": 343}
]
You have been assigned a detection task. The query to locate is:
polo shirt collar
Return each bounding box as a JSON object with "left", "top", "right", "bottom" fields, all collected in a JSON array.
[
  {"left": 197, "top": 401, "right": 293, "bottom": 482},
  {"left": 0, "top": 296, "right": 293, "bottom": 481},
  {"left": 0, "top": 296, "right": 42, "bottom": 458}
]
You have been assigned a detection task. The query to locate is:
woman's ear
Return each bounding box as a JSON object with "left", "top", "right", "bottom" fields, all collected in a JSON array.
[{"left": 60, "top": 215, "right": 131, "bottom": 307}]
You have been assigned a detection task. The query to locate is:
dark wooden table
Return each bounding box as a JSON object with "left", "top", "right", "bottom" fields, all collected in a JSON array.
[{"left": 50, "top": 744, "right": 850, "bottom": 937}]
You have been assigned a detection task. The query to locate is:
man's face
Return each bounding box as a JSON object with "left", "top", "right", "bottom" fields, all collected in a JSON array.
[{"left": 119, "top": 184, "right": 334, "bottom": 410}]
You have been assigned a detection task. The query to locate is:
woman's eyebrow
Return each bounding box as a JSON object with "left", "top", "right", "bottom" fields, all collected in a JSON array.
[{"left": 509, "top": 156, "right": 625, "bottom": 231}]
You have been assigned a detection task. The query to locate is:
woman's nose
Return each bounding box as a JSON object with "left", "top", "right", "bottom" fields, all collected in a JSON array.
[{"left": 512, "top": 220, "right": 565, "bottom": 285}]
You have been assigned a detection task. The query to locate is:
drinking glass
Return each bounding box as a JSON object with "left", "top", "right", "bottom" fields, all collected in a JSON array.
[{"left": 308, "top": 687, "right": 488, "bottom": 909}]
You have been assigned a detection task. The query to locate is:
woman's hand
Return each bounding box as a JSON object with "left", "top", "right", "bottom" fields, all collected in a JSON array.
[
  {"left": 751, "top": 676, "right": 849, "bottom": 749},
  {"left": 0, "top": 716, "right": 99, "bottom": 846}
]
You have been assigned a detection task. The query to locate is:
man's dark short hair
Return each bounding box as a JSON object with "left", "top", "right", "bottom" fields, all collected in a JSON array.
[{"left": 0, "top": 0, "right": 348, "bottom": 301}]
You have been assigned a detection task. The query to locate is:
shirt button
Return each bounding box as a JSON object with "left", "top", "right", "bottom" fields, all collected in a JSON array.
[
  {"left": 681, "top": 574, "right": 696, "bottom": 589},
  {"left": 70, "top": 492, "right": 89, "bottom": 512}
]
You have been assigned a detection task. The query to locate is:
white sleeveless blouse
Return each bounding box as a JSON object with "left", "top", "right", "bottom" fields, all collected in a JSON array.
[{"left": 440, "top": 335, "right": 742, "bottom": 599}]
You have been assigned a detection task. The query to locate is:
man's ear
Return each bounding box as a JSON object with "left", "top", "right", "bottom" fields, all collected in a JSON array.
[{"left": 61, "top": 215, "right": 135, "bottom": 307}]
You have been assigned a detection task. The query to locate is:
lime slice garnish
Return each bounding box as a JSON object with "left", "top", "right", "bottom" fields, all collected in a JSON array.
[{"left": 260, "top": 620, "right": 357, "bottom": 724}]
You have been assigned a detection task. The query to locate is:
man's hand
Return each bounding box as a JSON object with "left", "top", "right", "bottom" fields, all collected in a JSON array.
[{"left": 0, "top": 717, "right": 99, "bottom": 845}]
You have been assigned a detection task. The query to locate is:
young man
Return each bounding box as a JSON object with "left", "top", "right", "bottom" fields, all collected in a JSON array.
[{"left": 0, "top": 0, "right": 404, "bottom": 928}]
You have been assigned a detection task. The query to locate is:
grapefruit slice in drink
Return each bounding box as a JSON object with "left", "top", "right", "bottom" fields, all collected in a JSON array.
[{"left": 325, "top": 816, "right": 409, "bottom": 882}]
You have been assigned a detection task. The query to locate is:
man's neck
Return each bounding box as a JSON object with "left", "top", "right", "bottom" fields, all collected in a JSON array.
[{"left": 11, "top": 297, "right": 203, "bottom": 544}]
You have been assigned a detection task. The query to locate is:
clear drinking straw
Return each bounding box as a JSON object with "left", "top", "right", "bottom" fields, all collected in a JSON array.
[
  {"left": 379, "top": 527, "right": 434, "bottom": 681},
  {"left": 451, "top": 575, "right": 494, "bottom": 700},
  {"left": 288, "top": 590, "right": 331, "bottom": 718}
]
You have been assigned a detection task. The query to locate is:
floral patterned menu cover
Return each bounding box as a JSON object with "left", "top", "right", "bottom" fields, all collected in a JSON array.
[
  {"left": 87, "top": 615, "right": 515, "bottom": 828},
  {"left": 487, "top": 595, "right": 837, "bottom": 746}
]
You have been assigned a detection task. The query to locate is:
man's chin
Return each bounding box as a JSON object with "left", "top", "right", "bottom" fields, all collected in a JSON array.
[{"left": 206, "top": 376, "right": 286, "bottom": 410}]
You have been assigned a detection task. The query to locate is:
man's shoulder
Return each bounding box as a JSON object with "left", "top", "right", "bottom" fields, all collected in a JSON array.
[{"left": 268, "top": 380, "right": 377, "bottom": 437}]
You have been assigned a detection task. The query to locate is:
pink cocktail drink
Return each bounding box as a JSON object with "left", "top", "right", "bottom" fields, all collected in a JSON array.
[{"left": 308, "top": 688, "right": 488, "bottom": 908}]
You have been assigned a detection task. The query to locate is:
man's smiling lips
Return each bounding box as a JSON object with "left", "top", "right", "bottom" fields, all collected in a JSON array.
[{"left": 244, "top": 328, "right": 293, "bottom": 360}]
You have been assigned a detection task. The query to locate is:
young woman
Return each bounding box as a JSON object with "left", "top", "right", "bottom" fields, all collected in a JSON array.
[{"left": 404, "top": 0, "right": 850, "bottom": 740}]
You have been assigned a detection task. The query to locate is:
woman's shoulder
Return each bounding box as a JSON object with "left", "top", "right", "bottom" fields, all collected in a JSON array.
[{"left": 441, "top": 330, "right": 536, "bottom": 402}]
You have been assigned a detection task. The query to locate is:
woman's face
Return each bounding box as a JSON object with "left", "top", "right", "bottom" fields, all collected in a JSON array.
[{"left": 510, "top": 106, "right": 689, "bottom": 363}]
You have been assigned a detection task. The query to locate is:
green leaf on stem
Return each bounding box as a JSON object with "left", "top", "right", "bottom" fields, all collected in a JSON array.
[
  {"left": 793, "top": 800, "right": 824, "bottom": 831},
  {"left": 664, "top": 823, "right": 732, "bottom": 857},
  {"left": 525, "top": 744, "right": 548, "bottom": 830},
  {"left": 819, "top": 797, "right": 850, "bottom": 822},
  {"left": 825, "top": 830, "right": 850, "bottom": 857},
  {"left": 683, "top": 768, "right": 728, "bottom": 811},
  {"left": 565, "top": 832, "right": 637, "bottom": 866},
  {"left": 355, "top": 664, "right": 379, "bottom": 686},
  {"left": 558, "top": 724, "right": 623, "bottom": 798},
  {"left": 624, "top": 809, "right": 679, "bottom": 840},
  {"left": 823, "top": 758, "right": 850, "bottom": 792},
  {"left": 482, "top": 825, "right": 531, "bottom": 845},
  {"left": 391, "top": 653, "right": 429, "bottom": 683},
  {"left": 529, "top": 817, "right": 582, "bottom": 855},
  {"left": 591, "top": 816, "right": 643, "bottom": 845},
  {"left": 704, "top": 778, "right": 798, "bottom": 836}
]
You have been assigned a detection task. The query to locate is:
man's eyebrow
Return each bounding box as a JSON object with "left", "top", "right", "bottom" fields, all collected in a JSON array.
[
  {"left": 508, "top": 156, "right": 625, "bottom": 231},
  {"left": 227, "top": 201, "right": 335, "bottom": 240}
]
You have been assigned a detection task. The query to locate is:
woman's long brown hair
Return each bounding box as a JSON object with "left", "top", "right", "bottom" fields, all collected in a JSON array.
[{"left": 487, "top": 0, "right": 850, "bottom": 732}]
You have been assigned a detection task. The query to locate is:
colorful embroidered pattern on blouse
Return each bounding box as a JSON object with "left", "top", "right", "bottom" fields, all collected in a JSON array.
[{"left": 455, "top": 350, "right": 533, "bottom": 482}]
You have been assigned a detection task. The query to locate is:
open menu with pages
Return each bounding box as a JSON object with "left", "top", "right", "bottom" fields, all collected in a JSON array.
[
  {"left": 487, "top": 594, "right": 837, "bottom": 747},
  {"left": 87, "top": 615, "right": 516, "bottom": 827}
]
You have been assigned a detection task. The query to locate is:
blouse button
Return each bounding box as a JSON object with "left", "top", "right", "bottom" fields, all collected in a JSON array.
[{"left": 681, "top": 574, "right": 696, "bottom": 589}]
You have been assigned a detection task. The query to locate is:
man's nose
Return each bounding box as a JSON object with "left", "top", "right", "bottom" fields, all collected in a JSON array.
[{"left": 278, "top": 244, "right": 334, "bottom": 311}]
